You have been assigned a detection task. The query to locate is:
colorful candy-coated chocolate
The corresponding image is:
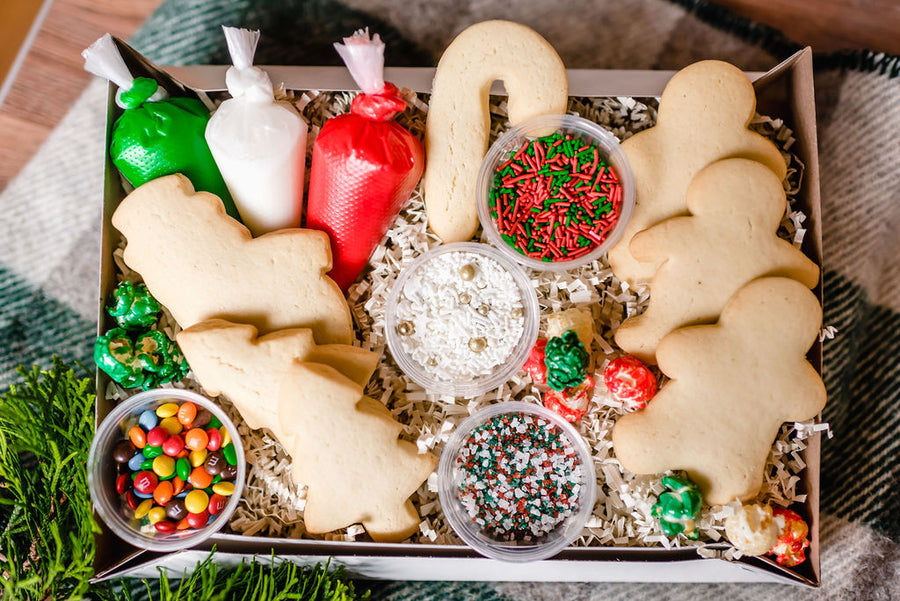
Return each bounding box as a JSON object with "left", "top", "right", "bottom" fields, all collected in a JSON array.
[
  {"left": 154, "top": 520, "right": 177, "bottom": 533},
  {"left": 112, "top": 440, "right": 135, "bottom": 463},
  {"left": 220, "top": 462, "right": 239, "bottom": 481},
  {"left": 134, "top": 498, "right": 154, "bottom": 520},
  {"left": 189, "top": 448, "right": 208, "bottom": 468},
  {"left": 192, "top": 408, "right": 212, "bottom": 428},
  {"left": 133, "top": 490, "right": 153, "bottom": 499},
  {"left": 208, "top": 415, "right": 222, "bottom": 430},
  {"left": 176, "top": 517, "right": 191, "bottom": 530},
  {"left": 207, "top": 493, "right": 227, "bottom": 516},
  {"left": 205, "top": 428, "right": 222, "bottom": 452},
  {"left": 211, "top": 481, "right": 235, "bottom": 497},
  {"left": 159, "top": 416, "right": 183, "bottom": 436},
  {"left": 769, "top": 507, "right": 809, "bottom": 567},
  {"left": 172, "top": 476, "right": 185, "bottom": 496},
  {"left": 146, "top": 426, "right": 167, "bottom": 448},
  {"left": 186, "top": 510, "right": 209, "bottom": 529},
  {"left": 184, "top": 490, "right": 209, "bottom": 514},
  {"left": 165, "top": 498, "right": 188, "bottom": 521},
  {"left": 140, "top": 458, "right": 154, "bottom": 471},
  {"left": 184, "top": 428, "right": 209, "bottom": 452},
  {"left": 152, "top": 480, "right": 174, "bottom": 505},
  {"left": 603, "top": 355, "right": 658, "bottom": 409},
  {"left": 133, "top": 471, "right": 158, "bottom": 495},
  {"left": 138, "top": 409, "right": 158, "bottom": 431},
  {"left": 175, "top": 457, "right": 191, "bottom": 481},
  {"left": 156, "top": 402, "right": 179, "bottom": 418},
  {"left": 152, "top": 455, "right": 176, "bottom": 479},
  {"left": 128, "top": 425, "right": 147, "bottom": 449},
  {"left": 128, "top": 451, "right": 145, "bottom": 472},
  {"left": 116, "top": 473, "right": 130, "bottom": 495},
  {"left": 219, "top": 426, "right": 231, "bottom": 447},
  {"left": 177, "top": 402, "right": 197, "bottom": 426},
  {"left": 125, "top": 490, "right": 140, "bottom": 510},
  {"left": 203, "top": 450, "right": 225, "bottom": 476},
  {"left": 211, "top": 474, "right": 222, "bottom": 485},
  {"left": 147, "top": 506, "right": 167, "bottom": 524},
  {"left": 162, "top": 435, "right": 184, "bottom": 457},
  {"left": 222, "top": 443, "right": 237, "bottom": 466},
  {"left": 542, "top": 375, "right": 595, "bottom": 422},
  {"left": 189, "top": 466, "right": 213, "bottom": 489}
]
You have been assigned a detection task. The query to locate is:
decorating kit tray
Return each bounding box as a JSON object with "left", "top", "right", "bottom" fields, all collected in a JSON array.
[{"left": 87, "top": 26, "right": 826, "bottom": 587}]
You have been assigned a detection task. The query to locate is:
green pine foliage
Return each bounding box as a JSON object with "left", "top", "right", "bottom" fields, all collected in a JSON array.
[
  {"left": 0, "top": 358, "right": 98, "bottom": 600},
  {"left": 0, "top": 360, "right": 368, "bottom": 600},
  {"left": 106, "top": 554, "right": 367, "bottom": 601}
]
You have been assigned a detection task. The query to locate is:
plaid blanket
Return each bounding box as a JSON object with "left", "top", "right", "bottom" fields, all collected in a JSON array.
[{"left": 1, "top": 0, "right": 897, "bottom": 598}]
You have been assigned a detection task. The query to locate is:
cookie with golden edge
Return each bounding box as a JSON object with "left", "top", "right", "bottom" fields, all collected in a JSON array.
[
  {"left": 607, "top": 60, "right": 787, "bottom": 285},
  {"left": 112, "top": 174, "right": 353, "bottom": 344},
  {"left": 278, "top": 362, "right": 437, "bottom": 542},
  {"left": 614, "top": 158, "right": 819, "bottom": 364},
  {"left": 612, "top": 277, "right": 826, "bottom": 505}
]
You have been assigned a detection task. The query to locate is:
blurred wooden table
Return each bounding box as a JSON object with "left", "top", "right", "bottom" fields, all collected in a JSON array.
[{"left": 0, "top": 0, "right": 898, "bottom": 192}]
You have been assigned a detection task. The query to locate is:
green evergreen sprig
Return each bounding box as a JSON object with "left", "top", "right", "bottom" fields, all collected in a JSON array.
[{"left": 0, "top": 358, "right": 98, "bottom": 601}]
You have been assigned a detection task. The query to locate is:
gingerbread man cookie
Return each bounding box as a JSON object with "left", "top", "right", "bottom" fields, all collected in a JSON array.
[
  {"left": 112, "top": 174, "right": 353, "bottom": 344},
  {"left": 614, "top": 158, "right": 819, "bottom": 363},
  {"left": 424, "top": 20, "right": 568, "bottom": 243},
  {"left": 278, "top": 362, "right": 437, "bottom": 542},
  {"left": 607, "top": 60, "right": 787, "bottom": 285},
  {"left": 612, "top": 277, "right": 826, "bottom": 505}
]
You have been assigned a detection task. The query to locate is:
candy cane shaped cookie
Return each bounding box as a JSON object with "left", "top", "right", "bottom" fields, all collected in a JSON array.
[{"left": 423, "top": 21, "right": 568, "bottom": 243}]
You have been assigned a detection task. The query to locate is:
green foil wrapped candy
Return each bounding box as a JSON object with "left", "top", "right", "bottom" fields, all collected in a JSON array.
[{"left": 111, "top": 77, "right": 240, "bottom": 220}]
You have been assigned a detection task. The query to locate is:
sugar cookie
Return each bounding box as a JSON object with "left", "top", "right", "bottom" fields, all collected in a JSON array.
[
  {"left": 176, "top": 319, "right": 378, "bottom": 435},
  {"left": 112, "top": 174, "right": 353, "bottom": 344},
  {"left": 278, "top": 362, "right": 437, "bottom": 542},
  {"left": 607, "top": 60, "right": 787, "bottom": 284},
  {"left": 612, "top": 277, "right": 826, "bottom": 504},
  {"left": 614, "top": 158, "right": 819, "bottom": 363},
  {"left": 423, "top": 20, "right": 568, "bottom": 243}
]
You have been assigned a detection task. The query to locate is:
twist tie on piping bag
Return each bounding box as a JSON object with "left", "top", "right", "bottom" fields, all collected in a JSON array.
[{"left": 335, "top": 28, "right": 407, "bottom": 121}]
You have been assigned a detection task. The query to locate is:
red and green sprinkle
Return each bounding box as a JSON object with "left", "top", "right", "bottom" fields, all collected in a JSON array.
[
  {"left": 455, "top": 412, "right": 582, "bottom": 541},
  {"left": 488, "top": 132, "right": 623, "bottom": 262}
]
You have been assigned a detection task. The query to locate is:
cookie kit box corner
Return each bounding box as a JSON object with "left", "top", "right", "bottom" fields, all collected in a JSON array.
[{"left": 93, "top": 41, "right": 823, "bottom": 587}]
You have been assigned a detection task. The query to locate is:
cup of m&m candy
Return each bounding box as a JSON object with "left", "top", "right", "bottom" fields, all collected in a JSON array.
[
  {"left": 88, "top": 388, "right": 245, "bottom": 551},
  {"left": 476, "top": 114, "right": 634, "bottom": 272}
]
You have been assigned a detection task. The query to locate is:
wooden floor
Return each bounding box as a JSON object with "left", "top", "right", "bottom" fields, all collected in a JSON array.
[{"left": 0, "top": 0, "right": 898, "bottom": 192}]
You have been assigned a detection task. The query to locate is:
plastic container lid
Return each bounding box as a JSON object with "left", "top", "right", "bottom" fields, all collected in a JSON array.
[
  {"left": 476, "top": 113, "right": 635, "bottom": 272},
  {"left": 384, "top": 242, "right": 539, "bottom": 398},
  {"left": 438, "top": 401, "right": 596, "bottom": 561},
  {"left": 87, "top": 388, "right": 245, "bottom": 552}
]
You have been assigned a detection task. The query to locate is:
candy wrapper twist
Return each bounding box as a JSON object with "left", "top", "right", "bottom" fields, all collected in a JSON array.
[
  {"left": 306, "top": 29, "right": 425, "bottom": 292},
  {"left": 82, "top": 34, "right": 239, "bottom": 220}
]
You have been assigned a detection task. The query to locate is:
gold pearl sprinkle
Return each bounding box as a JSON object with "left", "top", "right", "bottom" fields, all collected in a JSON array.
[
  {"left": 458, "top": 292, "right": 471, "bottom": 305},
  {"left": 468, "top": 337, "right": 487, "bottom": 353},
  {"left": 476, "top": 304, "right": 491, "bottom": 316},
  {"left": 511, "top": 307, "right": 524, "bottom": 319},
  {"left": 426, "top": 357, "right": 438, "bottom": 367},
  {"left": 459, "top": 264, "right": 476, "bottom": 281},
  {"left": 397, "top": 321, "right": 414, "bottom": 336}
]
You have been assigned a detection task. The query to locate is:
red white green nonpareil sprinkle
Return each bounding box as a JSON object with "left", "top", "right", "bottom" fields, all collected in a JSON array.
[
  {"left": 455, "top": 412, "right": 582, "bottom": 541},
  {"left": 488, "top": 132, "right": 623, "bottom": 262}
]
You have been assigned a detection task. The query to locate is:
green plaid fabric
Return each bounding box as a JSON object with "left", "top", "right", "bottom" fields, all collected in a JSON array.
[{"left": 1, "top": 0, "right": 898, "bottom": 598}]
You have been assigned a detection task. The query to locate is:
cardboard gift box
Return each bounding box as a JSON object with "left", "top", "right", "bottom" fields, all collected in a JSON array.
[{"left": 92, "top": 40, "right": 823, "bottom": 587}]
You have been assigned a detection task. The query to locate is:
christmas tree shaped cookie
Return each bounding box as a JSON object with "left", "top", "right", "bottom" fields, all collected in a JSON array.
[
  {"left": 608, "top": 60, "right": 787, "bottom": 285},
  {"left": 614, "top": 158, "right": 819, "bottom": 363},
  {"left": 112, "top": 174, "right": 353, "bottom": 344},
  {"left": 177, "top": 319, "right": 378, "bottom": 441},
  {"left": 612, "top": 277, "right": 826, "bottom": 505},
  {"left": 278, "top": 362, "right": 438, "bottom": 542}
]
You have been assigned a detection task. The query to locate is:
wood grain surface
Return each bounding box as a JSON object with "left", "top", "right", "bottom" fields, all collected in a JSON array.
[{"left": 0, "top": 0, "right": 897, "bottom": 192}]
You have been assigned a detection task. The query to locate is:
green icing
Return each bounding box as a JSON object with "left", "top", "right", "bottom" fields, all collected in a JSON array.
[
  {"left": 652, "top": 475, "right": 703, "bottom": 539},
  {"left": 544, "top": 330, "right": 589, "bottom": 391}
]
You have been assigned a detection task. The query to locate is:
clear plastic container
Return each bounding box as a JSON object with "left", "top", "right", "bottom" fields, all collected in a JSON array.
[
  {"left": 476, "top": 113, "right": 635, "bottom": 272},
  {"left": 384, "top": 242, "right": 539, "bottom": 398},
  {"left": 438, "top": 401, "right": 596, "bottom": 562},
  {"left": 87, "top": 388, "right": 245, "bottom": 552}
]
